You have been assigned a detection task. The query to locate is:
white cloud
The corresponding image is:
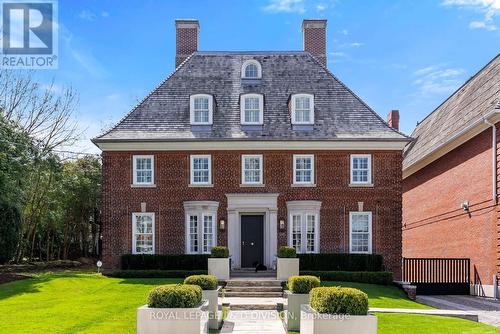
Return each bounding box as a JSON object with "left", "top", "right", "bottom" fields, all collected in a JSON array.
[
  {"left": 78, "top": 9, "right": 97, "bottom": 21},
  {"left": 413, "top": 64, "right": 465, "bottom": 96},
  {"left": 316, "top": 4, "right": 326, "bottom": 11},
  {"left": 442, "top": 0, "right": 500, "bottom": 30},
  {"left": 262, "top": 0, "right": 306, "bottom": 13},
  {"left": 347, "top": 42, "right": 363, "bottom": 47},
  {"left": 341, "top": 29, "right": 349, "bottom": 35},
  {"left": 101, "top": 11, "right": 110, "bottom": 18}
]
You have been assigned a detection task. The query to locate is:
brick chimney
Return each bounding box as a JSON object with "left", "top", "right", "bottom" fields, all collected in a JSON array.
[
  {"left": 302, "top": 19, "right": 327, "bottom": 66},
  {"left": 387, "top": 110, "right": 400, "bottom": 130},
  {"left": 175, "top": 19, "right": 199, "bottom": 68}
]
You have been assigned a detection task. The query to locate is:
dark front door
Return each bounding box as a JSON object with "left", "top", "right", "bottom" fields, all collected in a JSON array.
[{"left": 241, "top": 215, "right": 264, "bottom": 268}]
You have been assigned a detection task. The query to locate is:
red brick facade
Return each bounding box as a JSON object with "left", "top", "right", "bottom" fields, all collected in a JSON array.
[
  {"left": 403, "top": 126, "right": 499, "bottom": 293},
  {"left": 101, "top": 149, "right": 403, "bottom": 278}
]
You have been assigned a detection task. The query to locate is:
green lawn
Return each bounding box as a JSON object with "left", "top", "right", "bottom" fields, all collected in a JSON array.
[{"left": 0, "top": 272, "right": 498, "bottom": 334}]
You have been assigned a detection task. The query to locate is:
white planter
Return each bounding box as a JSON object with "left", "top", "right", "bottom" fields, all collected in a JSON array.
[
  {"left": 208, "top": 258, "right": 230, "bottom": 280},
  {"left": 285, "top": 290, "right": 309, "bottom": 331},
  {"left": 202, "top": 287, "right": 221, "bottom": 330},
  {"left": 300, "top": 304, "right": 377, "bottom": 334},
  {"left": 277, "top": 258, "right": 299, "bottom": 280},
  {"left": 136, "top": 300, "right": 208, "bottom": 334}
]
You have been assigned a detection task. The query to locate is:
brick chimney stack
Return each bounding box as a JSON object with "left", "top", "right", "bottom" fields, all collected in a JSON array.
[
  {"left": 387, "top": 110, "right": 400, "bottom": 130},
  {"left": 175, "top": 19, "right": 199, "bottom": 68},
  {"left": 302, "top": 19, "right": 327, "bottom": 66}
]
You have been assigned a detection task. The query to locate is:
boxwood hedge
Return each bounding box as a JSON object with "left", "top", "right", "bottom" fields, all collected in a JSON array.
[
  {"left": 184, "top": 275, "right": 218, "bottom": 290},
  {"left": 298, "top": 253, "right": 384, "bottom": 272},
  {"left": 310, "top": 286, "right": 368, "bottom": 315},
  {"left": 148, "top": 284, "right": 202, "bottom": 308},
  {"left": 288, "top": 275, "right": 320, "bottom": 294},
  {"left": 121, "top": 254, "right": 208, "bottom": 270}
]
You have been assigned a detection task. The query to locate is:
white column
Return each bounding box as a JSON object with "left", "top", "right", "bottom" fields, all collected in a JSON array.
[
  {"left": 269, "top": 209, "right": 278, "bottom": 268},
  {"left": 227, "top": 209, "right": 240, "bottom": 268}
]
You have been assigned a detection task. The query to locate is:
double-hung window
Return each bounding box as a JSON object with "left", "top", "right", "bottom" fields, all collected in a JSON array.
[
  {"left": 349, "top": 212, "right": 372, "bottom": 254},
  {"left": 186, "top": 212, "right": 217, "bottom": 254},
  {"left": 133, "top": 155, "right": 154, "bottom": 185},
  {"left": 190, "top": 155, "right": 212, "bottom": 185},
  {"left": 350, "top": 154, "right": 372, "bottom": 185},
  {"left": 288, "top": 212, "right": 319, "bottom": 253},
  {"left": 291, "top": 94, "right": 314, "bottom": 124},
  {"left": 241, "top": 155, "right": 263, "bottom": 185},
  {"left": 190, "top": 94, "right": 213, "bottom": 125},
  {"left": 240, "top": 94, "right": 264, "bottom": 125},
  {"left": 132, "top": 213, "right": 155, "bottom": 254},
  {"left": 293, "top": 154, "right": 314, "bottom": 185}
]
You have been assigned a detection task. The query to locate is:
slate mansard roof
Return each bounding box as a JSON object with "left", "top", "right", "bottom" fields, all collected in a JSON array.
[{"left": 94, "top": 51, "right": 409, "bottom": 143}]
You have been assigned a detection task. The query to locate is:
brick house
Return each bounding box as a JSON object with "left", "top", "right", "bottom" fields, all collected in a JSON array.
[
  {"left": 402, "top": 54, "right": 500, "bottom": 296},
  {"left": 93, "top": 19, "right": 410, "bottom": 276}
]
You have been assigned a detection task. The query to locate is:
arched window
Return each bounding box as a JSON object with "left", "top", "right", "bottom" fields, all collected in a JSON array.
[{"left": 241, "top": 60, "right": 262, "bottom": 79}]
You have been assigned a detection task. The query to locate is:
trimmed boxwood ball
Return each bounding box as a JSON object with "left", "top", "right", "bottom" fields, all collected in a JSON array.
[
  {"left": 184, "top": 275, "right": 218, "bottom": 290},
  {"left": 288, "top": 275, "right": 320, "bottom": 294},
  {"left": 148, "top": 284, "right": 202, "bottom": 308},
  {"left": 310, "top": 287, "right": 368, "bottom": 315},
  {"left": 211, "top": 246, "right": 229, "bottom": 258},
  {"left": 277, "top": 246, "right": 296, "bottom": 258}
]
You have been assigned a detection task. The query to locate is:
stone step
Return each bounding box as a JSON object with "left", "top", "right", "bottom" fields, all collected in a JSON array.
[
  {"left": 229, "top": 304, "right": 278, "bottom": 310},
  {"left": 226, "top": 280, "right": 282, "bottom": 287},
  {"left": 231, "top": 271, "right": 277, "bottom": 278},
  {"left": 225, "top": 286, "right": 283, "bottom": 292},
  {"left": 224, "top": 291, "right": 283, "bottom": 298}
]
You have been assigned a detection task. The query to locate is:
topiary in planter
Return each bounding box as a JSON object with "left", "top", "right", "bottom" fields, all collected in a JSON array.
[
  {"left": 288, "top": 275, "right": 320, "bottom": 294},
  {"left": 211, "top": 246, "right": 229, "bottom": 258},
  {"left": 278, "top": 246, "right": 296, "bottom": 258},
  {"left": 184, "top": 274, "right": 218, "bottom": 290},
  {"left": 147, "top": 284, "right": 202, "bottom": 308},
  {"left": 310, "top": 287, "right": 368, "bottom": 315}
]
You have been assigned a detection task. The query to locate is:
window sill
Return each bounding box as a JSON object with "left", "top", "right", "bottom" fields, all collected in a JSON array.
[
  {"left": 291, "top": 183, "right": 316, "bottom": 188},
  {"left": 189, "top": 183, "right": 214, "bottom": 188},
  {"left": 240, "top": 183, "right": 265, "bottom": 187},
  {"left": 349, "top": 183, "right": 374, "bottom": 188},
  {"left": 131, "top": 184, "right": 156, "bottom": 188}
]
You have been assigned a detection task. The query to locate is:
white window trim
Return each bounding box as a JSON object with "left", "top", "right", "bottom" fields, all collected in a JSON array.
[
  {"left": 350, "top": 154, "right": 373, "bottom": 185},
  {"left": 241, "top": 154, "right": 263, "bottom": 185},
  {"left": 241, "top": 60, "right": 262, "bottom": 79},
  {"left": 240, "top": 94, "right": 264, "bottom": 125},
  {"left": 291, "top": 93, "right": 314, "bottom": 125},
  {"left": 184, "top": 201, "right": 218, "bottom": 255},
  {"left": 349, "top": 211, "right": 373, "bottom": 254},
  {"left": 132, "top": 155, "right": 154, "bottom": 186},
  {"left": 190, "top": 155, "right": 212, "bottom": 186},
  {"left": 190, "top": 94, "right": 213, "bottom": 125},
  {"left": 287, "top": 211, "right": 320, "bottom": 254},
  {"left": 293, "top": 154, "right": 315, "bottom": 185},
  {"left": 132, "top": 212, "right": 155, "bottom": 254}
]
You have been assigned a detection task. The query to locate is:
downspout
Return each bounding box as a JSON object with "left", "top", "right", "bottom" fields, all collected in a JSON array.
[{"left": 484, "top": 118, "right": 497, "bottom": 203}]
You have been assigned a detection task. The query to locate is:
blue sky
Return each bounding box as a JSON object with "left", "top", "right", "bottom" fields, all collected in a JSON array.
[{"left": 38, "top": 0, "right": 499, "bottom": 153}]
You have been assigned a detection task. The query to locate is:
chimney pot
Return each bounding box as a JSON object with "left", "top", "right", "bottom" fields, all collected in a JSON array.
[
  {"left": 175, "top": 19, "right": 199, "bottom": 68},
  {"left": 387, "top": 110, "right": 400, "bottom": 131},
  {"left": 302, "top": 19, "right": 327, "bottom": 66}
]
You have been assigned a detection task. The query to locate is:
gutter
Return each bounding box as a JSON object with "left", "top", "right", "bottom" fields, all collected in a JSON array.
[{"left": 484, "top": 117, "right": 497, "bottom": 203}]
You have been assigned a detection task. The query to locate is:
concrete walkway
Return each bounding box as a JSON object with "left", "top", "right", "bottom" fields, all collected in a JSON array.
[
  {"left": 220, "top": 310, "right": 286, "bottom": 334},
  {"left": 417, "top": 295, "right": 500, "bottom": 327},
  {"left": 222, "top": 297, "right": 285, "bottom": 310}
]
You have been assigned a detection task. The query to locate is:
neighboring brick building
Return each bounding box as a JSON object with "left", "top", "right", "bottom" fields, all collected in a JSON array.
[
  {"left": 403, "top": 54, "right": 500, "bottom": 296},
  {"left": 93, "top": 19, "right": 410, "bottom": 276}
]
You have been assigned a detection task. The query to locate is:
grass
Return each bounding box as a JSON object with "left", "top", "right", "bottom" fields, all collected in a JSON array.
[{"left": 0, "top": 272, "right": 498, "bottom": 333}]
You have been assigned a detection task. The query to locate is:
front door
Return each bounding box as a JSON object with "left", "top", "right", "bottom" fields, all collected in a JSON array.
[{"left": 241, "top": 215, "right": 264, "bottom": 268}]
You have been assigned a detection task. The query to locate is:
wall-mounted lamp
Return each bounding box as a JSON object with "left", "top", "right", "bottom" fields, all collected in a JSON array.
[
  {"left": 461, "top": 201, "right": 470, "bottom": 211},
  {"left": 279, "top": 219, "right": 285, "bottom": 231},
  {"left": 219, "top": 219, "right": 225, "bottom": 231}
]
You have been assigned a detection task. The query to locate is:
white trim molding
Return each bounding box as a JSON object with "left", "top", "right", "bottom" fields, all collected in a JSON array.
[
  {"left": 189, "top": 94, "right": 213, "bottom": 125},
  {"left": 132, "top": 212, "right": 155, "bottom": 254},
  {"left": 241, "top": 59, "right": 262, "bottom": 79},
  {"left": 132, "top": 155, "right": 155, "bottom": 186},
  {"left": 240, "top": 93, "right": 264, "bottom": 125}
]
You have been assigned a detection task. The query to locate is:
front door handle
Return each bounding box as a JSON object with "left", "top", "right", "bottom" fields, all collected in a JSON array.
[
  {"left": 250, "top": 242, "right": 254, "bottom": 246},
  {"left": 242, "top": 241, "right": 245, "bottom": 246}
]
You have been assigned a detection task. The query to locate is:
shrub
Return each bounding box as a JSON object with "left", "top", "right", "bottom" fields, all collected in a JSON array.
[
  {"left": 288, "top": 275, "right": 320, "bottom": 294},
  {"left": 184, "top": 275, "right": 218, "bottom": 290},
  {"left": 109, "top": 270, "right": 207, "bottom": 278},
  {"left": 0, "top": 203, "right": 21, "bottom": 264},
  {"left": 300, "top": 271, "right": 393, "bottom": 285},
  {"left": 277, "top": 246, "right": 296, "bottom": 258},
  {"left": 148, "top": 284, "right": 202, "bottom": 308},
  {"left": 298, "top": 253, "right": 384, "bottom": 271},
  {"left": 121, "top": 254, "right": 208, "bottom": 270},
  {"left": 310, "top": 287, "right": 368, "bottom": 315},
  {"left": 211, "top": 246, "right": 229, "bottom": 258}
]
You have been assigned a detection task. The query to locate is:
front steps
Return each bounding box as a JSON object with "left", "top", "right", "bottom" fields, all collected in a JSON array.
[
  {"left": 223, "top": 276, "right": 284, "bottom": 310},
  {"left": 230, "top": 269, "right": 277, "bottom": 278}
]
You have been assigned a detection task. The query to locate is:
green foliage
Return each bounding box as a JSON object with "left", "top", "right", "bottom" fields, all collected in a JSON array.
[
  {"left": 184, "top": 275, "right": 218, "bottom": 290},
  {"left": 109, "top": 270, "right": 207, "bottom": 278},
  {"left": 277, "top": 246, "right": 296, "bottom": 258},
  {"left": 0, "top": 203, "right": 21, "bottom": 264},
  {"left": 310, "top": 286, "right": 369, "bottom": 315},
  {"left": 301, "top": 271, "right": 393, "bottom": 285},
  {"left": 210, "top": 246, "right": 229, "bottom": 258},
  {"left": 298, "top": 253, "right": 384, "bottom": 271},
  {"left": 288, "top": 275, "right": 320, "bottom": 294},
  {"left": 148, "top": 284, "right": 202, "bottom": 308},
  {"left": 121, "top": 254, "right": 209, "bottom": 270}
]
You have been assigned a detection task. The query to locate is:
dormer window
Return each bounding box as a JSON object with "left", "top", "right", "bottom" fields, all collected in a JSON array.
[
  {"left": 291, "top": 94, "right": 314, "bottom": 125},
  {"left": 240, "top": 93, "right": 264, "bottom": 125},
  {"left": 190, "top": 94, "right": 213, "bottom": 125},
  {"left": 241, "top": 60, "right": 262, "bottom": 79}
]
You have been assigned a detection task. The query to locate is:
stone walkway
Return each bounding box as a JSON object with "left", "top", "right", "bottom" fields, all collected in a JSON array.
[
  {"left": 417, "top": 295, "right": 500, "bottom": 327},
  {"left": 220, "top": 310, "right": 286, "bottom": 334},
  {"left": 370, "top": 307, "right": 478, "bottom": 321}
]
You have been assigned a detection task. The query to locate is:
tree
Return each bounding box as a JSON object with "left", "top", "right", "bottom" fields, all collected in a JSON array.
[{"left": 0, "top": 203, "right": 21, "bottom": 264}]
